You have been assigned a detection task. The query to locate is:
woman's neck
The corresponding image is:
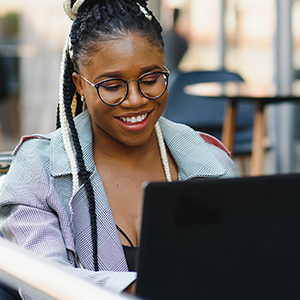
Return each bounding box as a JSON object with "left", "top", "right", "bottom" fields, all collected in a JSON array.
[
  {"left": 93, "top": 128, "right": 159, "bottom": 165},
  {"left": 92, "top": 122, "right": 177, "bottom": 182}
]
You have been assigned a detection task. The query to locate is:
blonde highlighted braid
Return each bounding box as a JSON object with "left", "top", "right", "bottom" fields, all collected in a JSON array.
[
  {"left": 59, "top": 36, "right": 79, "bottom": 194},
  {"left": 63, "top": 0, "right": 85, "bottom": 20}
]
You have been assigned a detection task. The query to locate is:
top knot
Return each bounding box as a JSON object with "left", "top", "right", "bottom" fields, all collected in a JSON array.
[
  {"left": 63, "top": 0, "right": 86, "bottom": 20},
  {"left": 64, "top": 0, "right": 152, "bottom": 21}
]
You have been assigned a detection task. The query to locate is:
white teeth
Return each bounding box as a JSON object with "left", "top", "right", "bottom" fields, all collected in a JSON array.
[{"left": 120, "top": 113, "right": 148, "bottom": 124}]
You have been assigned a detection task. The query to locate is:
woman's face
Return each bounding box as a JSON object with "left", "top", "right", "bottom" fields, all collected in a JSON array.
[{"left": 73, "top": 33, "right": 167, "bottom": 148}]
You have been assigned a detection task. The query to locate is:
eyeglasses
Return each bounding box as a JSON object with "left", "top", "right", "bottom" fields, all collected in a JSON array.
[{"left": 80, "top": 67, "right": 170, "bottom": 106}]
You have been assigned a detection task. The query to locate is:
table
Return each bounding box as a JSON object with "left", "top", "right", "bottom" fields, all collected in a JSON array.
[{"left": 185, "top": 82, "right": 300, "bottom": 176}]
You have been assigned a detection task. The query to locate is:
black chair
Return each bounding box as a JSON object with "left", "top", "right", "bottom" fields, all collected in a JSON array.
[
  {"left": 164, "top": 69, "right": 254, "bottom": 156},
  {"left": 0, "top": 152, "right": 12, "bottom": 175},
  {"left": 0, "top": 282, "right": 22, "bottom": 300}
]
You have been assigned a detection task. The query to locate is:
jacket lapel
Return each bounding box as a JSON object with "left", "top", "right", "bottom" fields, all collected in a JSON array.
[
  {"left": 70, "top": 171, "right": 127, "bottom": 271},
  {"left": 50, "top": 110, "right": 127, "bottom": 271}
]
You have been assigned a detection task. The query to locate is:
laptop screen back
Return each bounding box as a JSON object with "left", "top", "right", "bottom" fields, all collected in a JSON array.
[{"left": 136, "top": 174, "right": 300, "bottom": 300}]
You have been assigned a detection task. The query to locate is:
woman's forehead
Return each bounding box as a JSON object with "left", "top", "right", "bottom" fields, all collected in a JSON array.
[
  {"left": 89, "top": 33, "right": 162, "bottom": 58},
  {"left": 80, "top": 34, "right": 164, "bottom": 79}
]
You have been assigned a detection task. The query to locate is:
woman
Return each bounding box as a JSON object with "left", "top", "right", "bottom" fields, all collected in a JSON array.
[{"left": 0, "top": 0, "right": 240, "bottom": 298}]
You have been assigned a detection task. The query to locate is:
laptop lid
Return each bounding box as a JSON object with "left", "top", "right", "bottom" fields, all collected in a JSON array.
[{"left": 135, "top": 174, "right": 300, "bottom": 300}]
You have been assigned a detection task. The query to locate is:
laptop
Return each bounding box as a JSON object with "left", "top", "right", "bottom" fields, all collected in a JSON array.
[{"left": 135, "top": 174, "right": 300, "bottom": 300}]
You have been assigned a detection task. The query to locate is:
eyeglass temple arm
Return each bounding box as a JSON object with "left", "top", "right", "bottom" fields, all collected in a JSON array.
[{"left": 81, "top": 75, "right": 96, "bottom": 87}]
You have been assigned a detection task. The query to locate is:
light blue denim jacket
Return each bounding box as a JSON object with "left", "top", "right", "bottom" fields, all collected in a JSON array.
[{"left": 0, "top": 110, "right": 239, "bottom": 298}]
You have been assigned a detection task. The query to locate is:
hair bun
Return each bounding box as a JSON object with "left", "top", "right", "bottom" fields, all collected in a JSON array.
[{"left": 63, "top": 0, "right": 86, "bottom": 20}]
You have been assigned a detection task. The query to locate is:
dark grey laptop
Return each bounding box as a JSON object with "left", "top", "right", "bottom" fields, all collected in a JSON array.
[{"left": 135, "top": 174, "right": 300, "bottom": 300}]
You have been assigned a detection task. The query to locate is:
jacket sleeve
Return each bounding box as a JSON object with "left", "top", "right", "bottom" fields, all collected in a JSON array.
[{"left": 0, "top": 141, "right": 136, "bottom": 300}]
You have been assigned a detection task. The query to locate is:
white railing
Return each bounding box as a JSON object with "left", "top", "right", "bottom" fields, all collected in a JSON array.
[{"left": 0, "top": 238, "right": 139, "bottom": 300}]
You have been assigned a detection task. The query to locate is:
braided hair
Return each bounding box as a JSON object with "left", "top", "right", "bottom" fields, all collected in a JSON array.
[{"left": 58, "top": 0, "right": 164, "bottom": 271}]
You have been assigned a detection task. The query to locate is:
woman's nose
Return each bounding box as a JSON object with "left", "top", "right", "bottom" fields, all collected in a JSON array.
[{"left": 120, "top": 80, "right": 149, "bottom": 108}]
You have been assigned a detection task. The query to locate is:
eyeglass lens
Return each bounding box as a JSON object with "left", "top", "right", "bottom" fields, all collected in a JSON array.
[{"left": 97, "top": 72, "right": 168, "bottom": 105}]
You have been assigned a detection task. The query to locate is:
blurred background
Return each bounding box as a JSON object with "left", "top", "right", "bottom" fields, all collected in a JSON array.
[{"left": 0, "top": 0, "right": 300, "bottom": 175}]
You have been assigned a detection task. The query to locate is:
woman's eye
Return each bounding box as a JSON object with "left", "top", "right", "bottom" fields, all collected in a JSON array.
[
  {"left": 105, "top": 85, "right": 122, "bottom": 91},
  {"left": 141, "top": 79, "right": 157, "bottom": 85},
  {"left": 141, "top": 76, "right": 159, "bottom": 85},
  {"left": 101, "top": 81, "right": 123, "bottom": 91},
  {"left": 141, "top": 73, "right": 161, "bottom": 85}
]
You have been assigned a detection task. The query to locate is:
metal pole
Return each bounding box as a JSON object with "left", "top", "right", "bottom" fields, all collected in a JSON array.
[
  {"left": 275, "top": 0, "right": 294, "bottom": 173},
  {"left": 217, "top": 0, "right": 226, "bottom": 70}
]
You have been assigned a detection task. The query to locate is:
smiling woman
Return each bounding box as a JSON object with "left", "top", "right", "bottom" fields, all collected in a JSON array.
[{"left": 0, "top": 0, "right": 240, "bottom": 299}]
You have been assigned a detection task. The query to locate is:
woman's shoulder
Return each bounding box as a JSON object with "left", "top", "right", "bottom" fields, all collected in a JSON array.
[
  {"left": 12, "top": 129, "right": 59, "bottom": 162},
  {"left": 159, "top": 116, "right": 230, "bottom": 156},
  {"left": 0, "top": 128, "right": 66, "bottom": 205},
  {"left": 13, "top": 133, "right": 52, "bottom": 155},
  {"left": 197, "top": 132, "right": 231, "bottom": 157},
  {"left": 159, "top": 117, "right": 240, "bottom": 178},
  {"left": 6, "top": 127, "right": 65, "bottom": 182}
]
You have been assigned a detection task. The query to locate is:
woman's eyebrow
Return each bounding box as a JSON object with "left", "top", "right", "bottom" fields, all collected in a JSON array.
[
  {"left": 93, "top": 71, "right": 122, "bottom": 82},
  {"left": 139, "top": 65, "right": 163, "bottom": 74},
  {"left": 93, "top": 65, "right": 163, "bottom": 82}
]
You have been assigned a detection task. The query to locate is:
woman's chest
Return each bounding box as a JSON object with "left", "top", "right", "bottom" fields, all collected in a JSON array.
[
  {"left": 99, "top": 167, "right": 167, "bottom": 247},
  {"left": 101, "top": 174, "right": 149, "bottom": 246}
]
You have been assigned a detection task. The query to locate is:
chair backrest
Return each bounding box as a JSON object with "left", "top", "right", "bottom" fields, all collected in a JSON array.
[
  {"left": 164, "top": 69, "right": 254, "bottom": 144},
  {"left": 0, "top": 152, "right": 12, "bottom": 176}
]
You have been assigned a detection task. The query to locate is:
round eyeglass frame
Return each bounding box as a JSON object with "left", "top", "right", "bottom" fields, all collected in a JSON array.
[{"left": 80, "top": 67, "right": 170, "bottom": 106}]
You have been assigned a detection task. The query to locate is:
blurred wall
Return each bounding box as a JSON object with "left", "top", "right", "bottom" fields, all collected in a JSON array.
[{"left": 19, "top": 0, "right": 71, "bottom": 135}]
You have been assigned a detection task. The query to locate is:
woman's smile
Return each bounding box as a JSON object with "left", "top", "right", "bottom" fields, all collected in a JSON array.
[
  {"left": 115, "top": 110, "right": 153, "bottom": 131},
  {"left": 119, "top": 112, "right": 148, "bottom": 124}
]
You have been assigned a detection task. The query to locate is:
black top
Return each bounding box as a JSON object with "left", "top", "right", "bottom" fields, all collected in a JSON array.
[
  {"left": 122, "top": 245, "right": 139, "bottom": 272},
  {"left": 116, "top": 225, "right": 139, "bottom": 272}
]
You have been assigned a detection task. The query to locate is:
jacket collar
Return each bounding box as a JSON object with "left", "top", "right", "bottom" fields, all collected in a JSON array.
[
  {"left": 159, "top": 117, "right": 225, "bottom": 179},
  {"left": 49, "top": 110, "right": 225, "bottom": 178}
]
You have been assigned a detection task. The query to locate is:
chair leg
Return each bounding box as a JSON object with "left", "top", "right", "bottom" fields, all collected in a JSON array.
[
  {"left": 222, "top": 99, "right": 237, "bottom": 153},
  {"left": 240, "top": 156, "right": 247, "bottom": 176},
  {"left": 251, "top": 102, "right": 265, "bottom": 176}
]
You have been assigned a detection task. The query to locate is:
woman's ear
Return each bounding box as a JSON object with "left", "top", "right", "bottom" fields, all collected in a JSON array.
[{"left": 72, "top": 72, "right": 84, "bottom": 96}]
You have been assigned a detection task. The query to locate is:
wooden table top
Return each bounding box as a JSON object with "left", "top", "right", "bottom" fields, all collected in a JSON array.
[{"left": 184, "top": 82, "right": 300, "bottom": 104}]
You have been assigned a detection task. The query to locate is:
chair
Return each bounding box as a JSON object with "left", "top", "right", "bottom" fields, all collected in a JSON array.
[
  {"left": 164, "top": 69, "right": 254, "bottom": 157},
  {"left": 0, "top": 275, "right": 22, "bottom": 300},
  {"left": 0, "top": 151, "right": 12, "bottom": 176}
]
